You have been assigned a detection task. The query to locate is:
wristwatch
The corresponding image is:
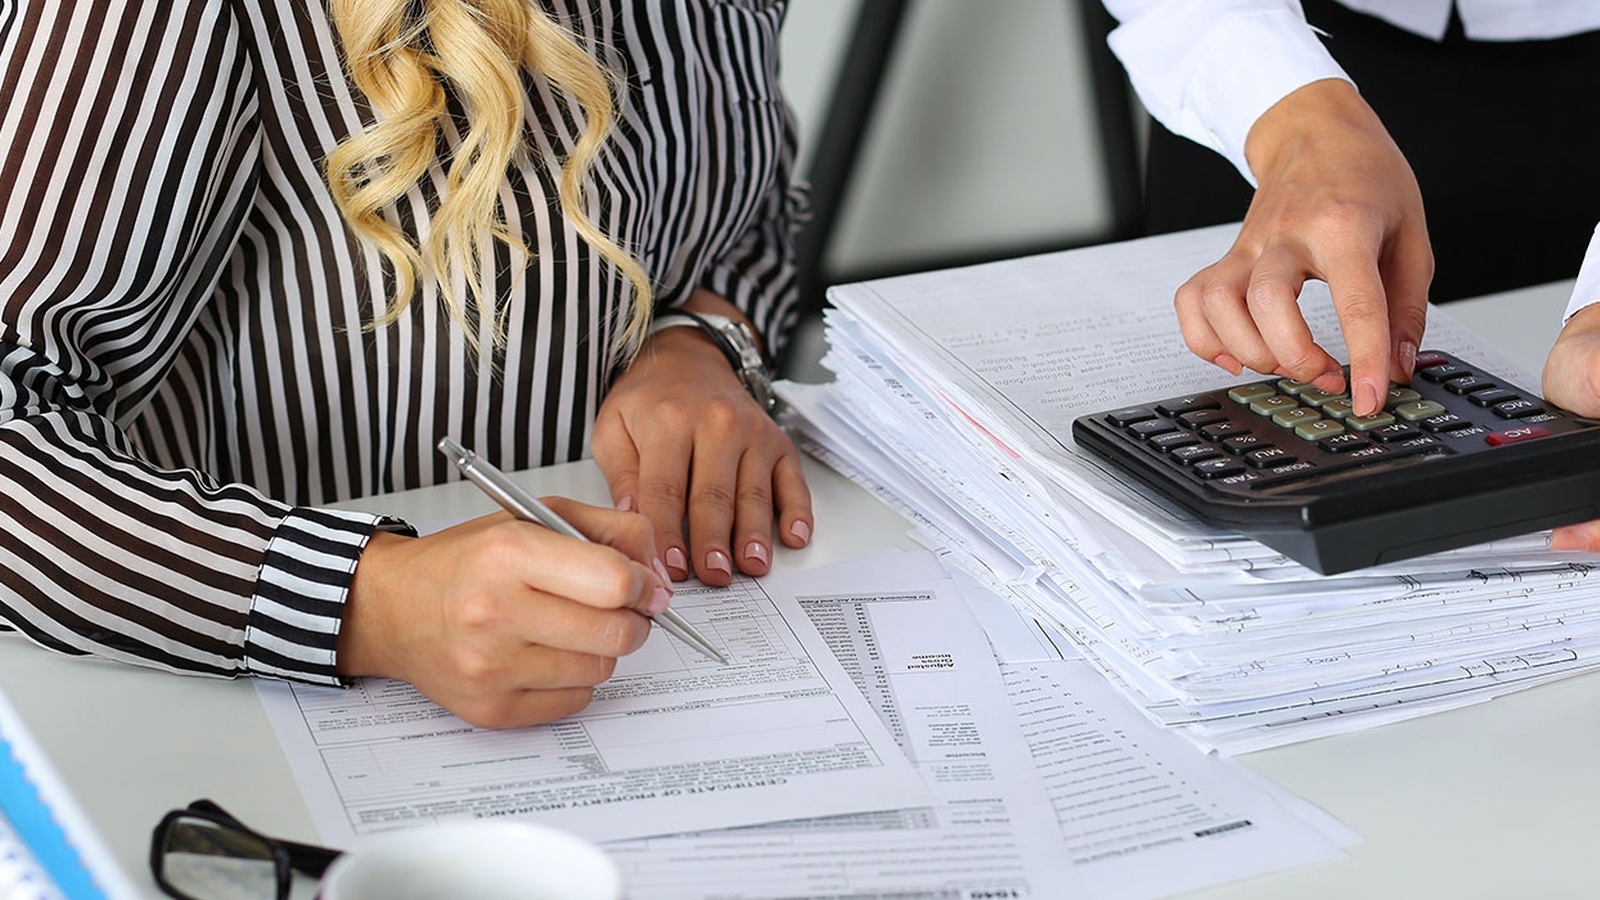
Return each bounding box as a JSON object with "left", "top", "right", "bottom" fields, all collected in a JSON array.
[{"left": 647, "top": 310, "right": 777, "bottom": 412}]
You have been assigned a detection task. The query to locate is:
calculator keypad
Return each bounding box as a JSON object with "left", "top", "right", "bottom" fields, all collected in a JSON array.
[{"left": 1098, "top": 351, "right": 1567, "bottom": 494}]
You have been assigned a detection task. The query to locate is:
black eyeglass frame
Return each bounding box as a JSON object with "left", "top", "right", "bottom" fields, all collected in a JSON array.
[{"left": 149, "top": 799, "right": 342, "bottom": 900}]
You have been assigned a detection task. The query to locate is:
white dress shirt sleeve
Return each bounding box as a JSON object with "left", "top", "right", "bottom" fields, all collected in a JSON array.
[
  {"left": 1563, "top": 222, "right": 1600, "bottom": 320},
  {"left": 1103, "top": 0, "right": 1353, "bottom": 183}
]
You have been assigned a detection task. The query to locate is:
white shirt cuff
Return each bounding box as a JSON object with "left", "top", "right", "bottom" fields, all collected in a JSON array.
[
  {"left": 1107, "top": 1, "right": 1351, "bottom": 184},
  {"left": 1564, "top": 222, "right": 1600, "bottom": 321}
]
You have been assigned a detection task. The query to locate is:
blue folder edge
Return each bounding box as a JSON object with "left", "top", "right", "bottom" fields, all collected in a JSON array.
[{"left": 0, "top": 708, "right": 109, "bottom": 899}]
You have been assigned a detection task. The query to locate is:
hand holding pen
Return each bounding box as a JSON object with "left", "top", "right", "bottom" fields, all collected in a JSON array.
[
  {"left": 337, "top": 444, "right": 723, "bottom": 730},
  {"left": 438, "top": 438, "right": 729, "bottom": 664}
]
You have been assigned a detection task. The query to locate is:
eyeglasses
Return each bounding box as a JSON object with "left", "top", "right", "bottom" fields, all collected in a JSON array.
[{"left": 149, "top": 799, "right": 342, "bottom": 900}]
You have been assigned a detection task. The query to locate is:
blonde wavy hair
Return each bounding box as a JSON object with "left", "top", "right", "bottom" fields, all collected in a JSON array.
[{"left": 324, "top": 0, "right": 653, "bottom": 363}]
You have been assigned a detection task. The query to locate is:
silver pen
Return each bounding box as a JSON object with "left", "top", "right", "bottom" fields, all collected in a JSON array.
[{"left": 437, "top": 437, "right": 730, "bottom": 665}]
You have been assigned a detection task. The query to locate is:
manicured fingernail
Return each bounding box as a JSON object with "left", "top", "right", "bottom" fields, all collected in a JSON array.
[
  {"left": 665, "top": 547, "right": 688, "bottom": 579},
  {"left": 615, "top": 494, "right": 636, "bottom": 512},
  {"left": 1357, "top": 378, "right": 1383, "bottom": 417},
  {"left": 1398, "top": 340, "right": 1418, "bottom": 380},
  {"left": 650, "top": 557, "right": 674, "bottom": 591},
  {"left": 647, "top": 585, "right": 672, "bottom": 615},
  {"left": 789, "top": 520, "right": 811, "bottom": 545},
  {"left": 705, "top": 550, "right": 732, "bottom": 579},
  {"left": 744, "top": 541, "right": 770, "bottom": 567}
]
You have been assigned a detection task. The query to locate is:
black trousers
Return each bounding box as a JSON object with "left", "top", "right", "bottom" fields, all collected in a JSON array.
[{"left": 1142, "top": 0, "right": 1600, "bottom": 301}]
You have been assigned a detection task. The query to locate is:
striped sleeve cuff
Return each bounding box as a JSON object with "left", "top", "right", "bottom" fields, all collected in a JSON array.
[{"left": 243, "top": 507, "right": 415, "bottom": 685}]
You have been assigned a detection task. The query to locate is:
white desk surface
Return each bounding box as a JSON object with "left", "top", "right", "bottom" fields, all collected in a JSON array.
[{"left": 3, "top": 280, "right": 1595, "bottom": 900}]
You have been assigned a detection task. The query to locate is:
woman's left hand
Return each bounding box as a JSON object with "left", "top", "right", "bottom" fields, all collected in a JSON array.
[{"left": 592, "top": 289, "right": 813, "bottom": 586}]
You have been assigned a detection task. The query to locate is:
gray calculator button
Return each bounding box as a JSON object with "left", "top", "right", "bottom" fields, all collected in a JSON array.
[{"left": 1395, "top": 400, "right": 1448, "bottom": 421}]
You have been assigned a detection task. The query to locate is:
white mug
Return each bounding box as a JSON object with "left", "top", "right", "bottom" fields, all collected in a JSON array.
[{"left": 317, "top": 821, "right": 622, "bottom": 900}]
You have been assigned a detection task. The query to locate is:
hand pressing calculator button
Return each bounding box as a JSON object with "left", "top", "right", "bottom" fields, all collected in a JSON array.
[{"left": 1072, "top": 350, "right": 1600, "bottom": 574}]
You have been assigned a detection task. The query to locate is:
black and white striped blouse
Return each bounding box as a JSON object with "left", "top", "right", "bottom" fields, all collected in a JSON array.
[{"left": 0, "top": 1, "right": 802, "bottom": 685}]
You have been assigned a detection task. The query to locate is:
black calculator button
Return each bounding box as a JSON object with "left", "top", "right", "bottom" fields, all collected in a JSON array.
[
  {"left": 1178, "top": 409, "right": 1229, "bottom": 428},
  {"left": 1348, "top": 412, "right": 1397, "bottom": 431},
  {"left": 1193, "top": 458, "right": 1247, "bottom": 479},
  {"left": 1107, "top": 407, "right": 1157, "bottom": 427},
  {"left": 1246, "top": 447, "right": 1296, "bottom": 468},
  {"left": 1222, "top": 434, "right": 1267, "bottom": 454},
  {"left": 1251, "top": 459, "right": 1321, "bottom": 487},
  {"left": 1420, "top": 362, "right": 1470, "bottom": 382},
  {"left": 1385, "top": 387, "right": 1421, "bottom": 408},
  {"left": 1171, "top": 445, "right": 1223, "bottom": 465},
  {"left": 1421, "top": 413, "right": 1473, "bottom": 433},
  {"left": 1439, "top": 424, "right": 1490, "bottom": 440},
  {"left": 1129, "top": 419, "right": 1177, "bottom": 438},
  {"left": 1319, "top": 432, "right": 1370, "bottom": 453},
  {"left": 1395, "top": 399, "right": 1448, "bottom": 421},
  {"left": 1149, "top": 431, "right": 1200, "bottom": 452},
  {"left": 1156, "top": 397, "right": 1222, "bottom": 416},
  {"left": 1444, "top": 375, "right": 1494, "bottom": 394},
  {"left": 1200, "top": 421, "right": 1249, "bottom": 440},
  {"left": 1485, "top": 423, "right": 1553, "bottom": 445},
  {"left": 1295, "top": 419, "right": 1345, "bottom": 441},
  {"left": 1413, "top": 351, "right": 1449, "bottom": 369},
  {"left": 1250, "top": 395, "right": 1299, "bottom": 415},
  {"left": 1493, "top": 398, "right": 1546, "bottom": 418},
  {"left": 1391, "top": 434, "right": 1445, "bottom": 453},
  {"left": 1467, "top": 388, "right": 1519, "bottom": 407},
  {"left": 1228, "top": 384, "right": 1277, "bottom": 404},
  {"left": 1369, "top": 422, "right": 1421, "bottom": 442}
]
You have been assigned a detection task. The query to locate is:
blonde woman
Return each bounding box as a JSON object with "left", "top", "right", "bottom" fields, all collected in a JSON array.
[{"left": 0, "top": 1, "right": 811, "bottom": 727}]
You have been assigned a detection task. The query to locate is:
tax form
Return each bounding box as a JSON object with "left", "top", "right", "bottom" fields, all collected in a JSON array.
[
  {"left": 256, "top": 573, "right": 931, "bottom": 846},
  {"left": 604, "top": 550, "right": 1085, "bottom": 899},
  {"left": 957, "top": 576, "right": 1356, "bottom": 899}
]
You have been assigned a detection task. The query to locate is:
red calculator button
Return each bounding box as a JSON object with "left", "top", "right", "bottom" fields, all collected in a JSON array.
[{"left": 1484, "top": 424, "right": 1552, "bottom": 446}]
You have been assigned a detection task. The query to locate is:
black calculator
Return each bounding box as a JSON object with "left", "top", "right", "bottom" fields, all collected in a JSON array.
[{"left": 1071, "top": 351, "right": 1600, "bottom": 574}]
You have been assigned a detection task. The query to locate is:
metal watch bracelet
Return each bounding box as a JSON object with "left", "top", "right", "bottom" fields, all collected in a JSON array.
[{"left": 646, "top": 310, "right": 777, "bottom": 412}]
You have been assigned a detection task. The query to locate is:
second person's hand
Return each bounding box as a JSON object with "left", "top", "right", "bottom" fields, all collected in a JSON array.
[
  {"left": 1543, "top": 304, "right": 1600, "bottom": 551},
  {"left": 1172, "top": 79, "right": 1434, "bottom": 416}
]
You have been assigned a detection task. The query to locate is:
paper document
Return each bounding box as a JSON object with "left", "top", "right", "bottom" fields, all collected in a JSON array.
[
  {"left": 605, "top": 549, "right": 1085, "bottom": 898},
  {"left": 1005, "top": 661, "right": 1353, "bottom": 900},
  {"left": 258, "top": 573, "right": 931, "bottom": 846},
  {"left": 781, "top": 223, "right": 1600, "bottom": 753}
]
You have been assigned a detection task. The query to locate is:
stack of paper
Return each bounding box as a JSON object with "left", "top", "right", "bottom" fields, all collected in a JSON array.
[{"left": 780, "top": 224, "right": 1600, "bottom": 754}]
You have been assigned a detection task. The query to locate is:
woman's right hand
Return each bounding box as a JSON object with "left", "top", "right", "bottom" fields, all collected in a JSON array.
[{"left": 336, "top": 499, "right": 672, "bottom": 728}]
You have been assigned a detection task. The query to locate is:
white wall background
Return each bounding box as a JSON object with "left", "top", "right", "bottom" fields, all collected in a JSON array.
[{"left": 777, "top": 0, "right": 1122, "bottom": 277}]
